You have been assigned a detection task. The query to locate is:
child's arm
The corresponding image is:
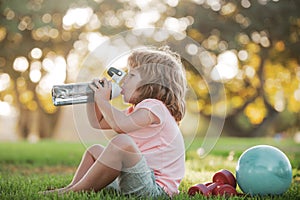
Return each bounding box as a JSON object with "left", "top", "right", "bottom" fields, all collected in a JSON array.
[
  {"left": 90, "top": 78, "right": 159, "bottom": 133},
  {"left": 86, "top": 102, "right": 112, "bottom": 129},
  {"left": 97, "top": 100, "right": 159, "bottom": 133}
]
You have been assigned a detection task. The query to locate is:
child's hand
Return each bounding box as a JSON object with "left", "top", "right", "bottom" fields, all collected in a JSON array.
[{"left": 89, "top": 78, "right": 112, "bottom": 102}]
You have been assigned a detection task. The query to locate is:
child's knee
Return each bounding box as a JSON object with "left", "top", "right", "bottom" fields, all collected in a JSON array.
[
  {"left": 110, "top": 134, "right": 138, "bottom": 153},
  {"left": 87, "top": 144, "right": 104, "bottom": 157}
]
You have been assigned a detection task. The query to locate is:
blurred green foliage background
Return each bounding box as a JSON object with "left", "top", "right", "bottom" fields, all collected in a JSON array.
[{"left": 0, "top": 0, "right": 300, "bottom": 139}]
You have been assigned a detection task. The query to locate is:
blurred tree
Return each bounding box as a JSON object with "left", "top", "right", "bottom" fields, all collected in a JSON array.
[
  {"left": 177, "top": 0, "right": 300, "bottom": 136},
  {"left": 0, "top": 0, "right": 299, "bottom": 139},
  {"left": 0, "top": 0, "right": 126, "bottom": 138}
]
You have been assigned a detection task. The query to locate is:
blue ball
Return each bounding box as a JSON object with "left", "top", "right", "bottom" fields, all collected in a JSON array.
[{"left": 236, "top": 145, "right": 292, "bottom": 196}]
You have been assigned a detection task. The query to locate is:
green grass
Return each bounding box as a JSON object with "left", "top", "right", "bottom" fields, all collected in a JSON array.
[{"left": 0, "top": 137, "right": 299, "bottom": 200}]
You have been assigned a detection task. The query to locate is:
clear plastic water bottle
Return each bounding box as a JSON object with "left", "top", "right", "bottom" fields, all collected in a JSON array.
[{"left": 52, "top": 67, "right": 126, "bottom": 106}]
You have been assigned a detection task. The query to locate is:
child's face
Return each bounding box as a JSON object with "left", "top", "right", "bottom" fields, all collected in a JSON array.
[{"left": 120, "top": 68, "right": 142, "bottom": 104}]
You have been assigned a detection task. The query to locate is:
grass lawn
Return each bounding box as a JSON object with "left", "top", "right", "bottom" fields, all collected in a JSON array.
[{"left": 0, "top": 137, "right": 299, "bottom": 199}]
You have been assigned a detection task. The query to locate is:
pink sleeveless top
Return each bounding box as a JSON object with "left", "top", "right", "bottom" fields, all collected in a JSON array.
[{"left": 126, "top": 99, "right": 185, "bottom": 196}]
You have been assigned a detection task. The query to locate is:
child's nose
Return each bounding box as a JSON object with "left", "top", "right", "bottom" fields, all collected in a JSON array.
[
  {"left": 120, "top": 80, "right": 125, "bottom": 88},
  {"left": 122, "top": 75, "right": 129, "bottom": 86}
]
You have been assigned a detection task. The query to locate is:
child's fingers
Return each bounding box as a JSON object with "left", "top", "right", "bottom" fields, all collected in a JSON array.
[
  {"left": 89, "top": 83, "right": 97, "bottom": 91},
  {"left": 101, "top": 78, "right": 111, "bottom": 89},
  {"left": 107, "top": 80, "right": 112, "bottom": 89},
  {"left": 89, "top": 78, "right": 101, "bottom": 91},
  {"left": 92, "top": 78, "right": 100, "bottom": 85},
  {"left": 90, "top": 78, "right": 111, "bottom": 91},
  {"left": 101, "top": 78, "right": 107, "bottom": 86},
  {"left": 93, "top": 78, "right": 104, "bottom": 88}
]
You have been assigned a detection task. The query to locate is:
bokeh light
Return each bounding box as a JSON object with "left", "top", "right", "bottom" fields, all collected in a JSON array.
[
  {"left": 0, "top": 101, "right": 12, "bottom": 116},
  {"left": 63, "top": 7, "right": 94, "bottom": 30},
  {"left": 30, "top": 48, "right": 43, "bottom": 59},
  {"left": 13, "top": 57, "right": 29, "bottom": 72},
  {"left": 0, "top": 73, "right": 10, "bottom": 92},
  {"left": 211, "top": 51, "right": 239, "bottom": 82}
]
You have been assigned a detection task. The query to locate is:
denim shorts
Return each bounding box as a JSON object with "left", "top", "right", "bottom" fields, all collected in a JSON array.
[{"left": 106, "top": 156, "right": 169, "bottom": 199}]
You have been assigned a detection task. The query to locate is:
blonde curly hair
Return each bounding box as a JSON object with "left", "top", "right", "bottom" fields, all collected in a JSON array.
[{"left": 128, "top": 46, "right": 187, "bottom": 122}]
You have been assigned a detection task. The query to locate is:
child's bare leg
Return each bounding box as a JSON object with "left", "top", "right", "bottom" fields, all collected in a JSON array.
[
  {"left": 67, "top": 134, "right": 141, "bottom": 193},
  {"left": 40, "top": 144, "right": 104, "bottom": 194},
  {"left": 69, "top": 144, "right": 104, "bottom": 186}
]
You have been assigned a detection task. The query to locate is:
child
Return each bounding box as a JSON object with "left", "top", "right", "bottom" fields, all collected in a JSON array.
[{"left": 42, "top": 46, "right": 187, "bottom": 198}]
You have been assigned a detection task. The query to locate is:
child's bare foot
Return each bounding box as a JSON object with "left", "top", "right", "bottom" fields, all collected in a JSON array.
[{"left": 39, "top": 185, "right": 73, "bottom": 195}]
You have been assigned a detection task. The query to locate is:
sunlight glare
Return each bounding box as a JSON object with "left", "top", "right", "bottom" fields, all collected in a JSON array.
[
  {"left": 134, "top": 0, "right": 152, "bottom": 9},
  {"left": 30, "top": 61, "right": 42, "bottom": 83},
  {"left": 153, "top": 30, "right": 169, "bottom": 42},
  {"left": 294, "top": 89, "right": 300, "bottom": 101},
  {"left": 134, "top": 10, "right": 160, "bottom": 28},
  {"left": 207, "top": 0, "right": 221, "bottom": 11},
  {"left": 238, "top": 50, "right": 248, "bottom": 61},
  {"left": 221, "top": 2, "right": 236, "bottom": 15},
  {"left": 241, "top": 0, "right": 251, "bottom": 8},
  {"left": 42, "top": 13, "right": 52, "bottom": 23},
  {"left": 4, "top": 94, "right": 13, "bottom": 104},
  {"left": 251, "top": 31, "right": 261, "bottom": 44},
  {"left": 0, "top": 101, "right": 11, "bottom": 116},
  {"left": 31, "top": 47, "right": 43, "bottom": 59},
  {"left": 63, "top": 7, "right": 93, "bottom": 29},
  {"left": 42, "top": 58, "right": 54, "bottom": 72},
  {"left": 163, "top": 17, "right": 190, "bottom": 33},
  {"left": 87, "top": 32, "right": 109, "bottom": 52},
  {"left": 53, "top": 56, "right": 67, "bottom": 83},
  {"left": 29, "top": 69, "right": 41, "bottom": 83},
  {"left": 165, "top": 0, "right": 179, "bottom": 7},
  {"left": 199, "top": 51, "right": 216, "bottom": 69},
  {"left": 211, "top": 51, "right": 238, "bottom": 81},
  {"left": 274, "top": 91, "right": 285, "bottom": 112},
  {"left": 244, "top": 65, "right": 255, "bottom": 78},
  {"left": 86, "top": 14, "right": 101, "bottom": 30},
  {"left": 0, "top": 73, "right": 10, "bottom": 92},
  {"left": 38, "top": 56, "right": 66, "bottom": 95},
  {"left": 191, "top": 0, "right": 205, "bottom": 5},
  {"left": 186, "top": 43, "right": 198, "bottom": 55},
  {"left": 13, "top": 56, "right": 29, "bottom": 72}
]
